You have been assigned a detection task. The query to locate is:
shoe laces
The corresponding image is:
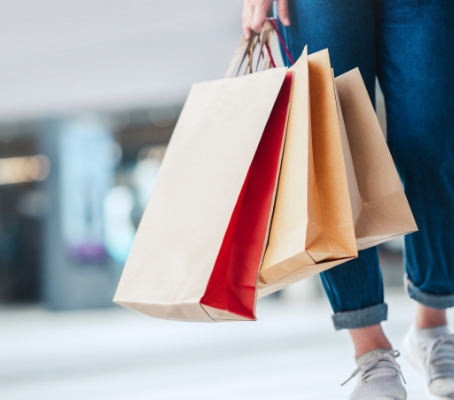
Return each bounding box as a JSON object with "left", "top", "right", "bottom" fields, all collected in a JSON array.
[
  {"left": 420, "top": 334, "right": 454, "bottom": 381},
  {"left": 341, "top": 350, "right": 406, "bottom": 386}
]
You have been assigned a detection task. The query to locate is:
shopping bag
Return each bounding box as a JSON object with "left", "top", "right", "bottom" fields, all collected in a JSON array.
[
  {"left": 113, "top": 40, "right": 293, "bottom": 321},
  {"left": 258, "top": 48, "right": 358, "bottom": 297},
  {"left": 334, "top": 68, "right": 418, "bottom": 249}
]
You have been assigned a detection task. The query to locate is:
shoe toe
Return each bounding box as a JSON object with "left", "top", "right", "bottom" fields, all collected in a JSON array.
[
  {"left": 429, "top": 378, "right": 454, "bottom": 397},
  {"left": 350, "top": 377, "right": 407, "bottom": 400}
]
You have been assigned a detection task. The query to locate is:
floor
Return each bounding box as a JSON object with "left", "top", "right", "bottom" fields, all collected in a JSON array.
[{"left": 1, "top": 289, "right": 436, "bottom": 400}]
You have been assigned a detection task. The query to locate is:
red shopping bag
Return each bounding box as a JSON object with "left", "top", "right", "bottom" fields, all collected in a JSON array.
[{"left": 201, "top": 73, "right": 293, "bottom": 319}]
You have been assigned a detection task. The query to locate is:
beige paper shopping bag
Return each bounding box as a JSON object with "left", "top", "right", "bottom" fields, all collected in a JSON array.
[
  {"left": 335, "top": 68, "right": 418, "bottom": 249},
  {"left": 114, "top": 65, "right": 294, "bottom": 322},
  {"left": 258, "top": 49, "right": 358, "bottom": 297}
]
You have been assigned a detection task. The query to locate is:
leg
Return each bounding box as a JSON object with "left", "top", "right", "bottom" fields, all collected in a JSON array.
[
  {"left": 277, "top": 0, "right": 387, "bottom": 338},
  {"left": 416, "top": 304, "right": 447, "bottom": 329},
  {"left": 278, "top": 3, "right": 406, "bottom": 398},
  {"left": 276, "top": 0, "right": 377, "bottom": 99},
  {"left": 376, "top": 0, "right": 454, "bottom": 396},
  {"left": 377, "top": 0, "right": 454, "bottom": 308},
  {"left": 322, "top": 248, "right": 392, "bottom": 356},
  {"left": 349, "top": 324, "right": 392, "bottom": 358}
]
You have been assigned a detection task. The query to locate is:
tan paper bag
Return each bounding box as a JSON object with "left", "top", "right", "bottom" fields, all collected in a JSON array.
[
  {"left": 335, "top": 68, "right": 418, "bottom": 249},
  {"left": 113, "top": 66, "right": 293, "bottom": 322},
  {"left": 258, "top": 49, "right": 358, "bottom": 297}
]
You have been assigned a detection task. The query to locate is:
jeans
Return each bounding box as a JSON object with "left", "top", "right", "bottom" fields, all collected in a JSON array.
[{"left": 276, "top": 0, "right": 454, "bottom": 330}]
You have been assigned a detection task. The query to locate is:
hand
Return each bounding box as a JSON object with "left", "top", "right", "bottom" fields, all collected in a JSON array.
[{"left": 242, "top": 0, "right": 290, "bottom": 40}]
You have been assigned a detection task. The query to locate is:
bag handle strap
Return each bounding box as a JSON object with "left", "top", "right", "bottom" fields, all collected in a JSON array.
[
  {"left": 225, "top": 22, "right": 271, "bottom": 78},
  {"left": 224, "top": 35, "right": 251, "bottom": 78},
  {"left": 254, "top": 20, "right": 275, "bottom": 72},
  {"left": 265, "top": 18, "right": 295, "bottom": 65},
  {"left": 225, "top": 18, "right": 293, "bottom": 78}
]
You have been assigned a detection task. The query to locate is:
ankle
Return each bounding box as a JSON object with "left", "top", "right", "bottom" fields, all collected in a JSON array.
[
  {"left": 415, "top": 304, "right": 447, "bottom": 329},
  {"left": 349, "top": 324, "right": 393, "bottom": 359},
  {"left": 354, "top": 343, "right": 393, "bottom": 359}
]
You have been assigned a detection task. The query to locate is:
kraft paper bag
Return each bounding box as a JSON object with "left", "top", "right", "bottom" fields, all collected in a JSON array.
[
  {"left": 114, "top": 60, "right": 294, "bottom": 321},
  {"left": 335, "top": 68, "right": 418, "bottom": 249},
  {"left": 258, "top": 49, "right": 358, "bottom": 297}
]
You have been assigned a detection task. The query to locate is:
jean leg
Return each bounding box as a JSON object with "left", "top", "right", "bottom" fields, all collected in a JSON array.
[
  {"left": 278, "top": 0, "right": 387, "bottom": 329},
  {"left": 376, "top": 0, "right": 454, "bottom": 308},
  {"left": 321, "top": 247, "right": 387, "bottom": 330},
  {"left": 276, "top": 0, "right": 376, "bottom": 99}
]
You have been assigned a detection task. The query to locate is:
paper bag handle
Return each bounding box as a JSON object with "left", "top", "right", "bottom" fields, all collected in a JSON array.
[
  {"left": 225, "top": 21, "right": 273, "bottom": 78},
  {"left": 265, "top": 18, "right": 295, "bottom": 65},
  {"left": 225, "top": 18, "right": 293, "bottom": 78}
]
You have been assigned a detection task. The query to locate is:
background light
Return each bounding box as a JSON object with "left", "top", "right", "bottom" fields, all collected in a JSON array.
[{"left": 0, "top": 155, "right": 50, "bottom": 185}]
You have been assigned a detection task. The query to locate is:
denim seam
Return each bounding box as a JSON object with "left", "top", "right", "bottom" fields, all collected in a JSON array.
[
  {"left": 331, "top": 303, "right": 388, "bottom": 330},
  {"left": 407, "top": 282, "right": 454, "bottom": 310}
]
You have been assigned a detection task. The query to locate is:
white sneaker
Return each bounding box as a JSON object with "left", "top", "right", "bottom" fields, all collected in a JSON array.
[
  {"left": 403, "top": 324, "right": 454, "bottom": 399},
  {"left": 343, "top": 349, "right": 407, "bottom": 400}
]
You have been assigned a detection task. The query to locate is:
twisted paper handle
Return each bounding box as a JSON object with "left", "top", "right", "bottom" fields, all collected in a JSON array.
[
  {"left": 266, "top": 18, "right": 295, "bottom": 65},
  {"left": 225, "top": 18, "right": 294, "bottom": 78}
]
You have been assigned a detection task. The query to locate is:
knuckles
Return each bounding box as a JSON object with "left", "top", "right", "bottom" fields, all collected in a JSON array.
[{"left": 251, "top": 23, "right": 264, "bottom": 32}]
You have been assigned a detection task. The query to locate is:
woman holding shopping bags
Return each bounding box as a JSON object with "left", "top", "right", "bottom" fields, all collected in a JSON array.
[{"left": 242, "top": 0, "right": 454, "bottom": 399}]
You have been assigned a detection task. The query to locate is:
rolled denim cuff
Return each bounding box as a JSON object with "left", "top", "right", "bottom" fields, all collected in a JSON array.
[
  {"left": 407, "top": 281, "right": 454, "bottom": 309},
  {"left": 331, "top": 303, "right": 388, "bottom": 330}
]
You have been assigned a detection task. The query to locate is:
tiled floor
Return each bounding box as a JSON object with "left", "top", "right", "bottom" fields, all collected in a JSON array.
[{"left": 1, "top": 290, "right": 435, "bottom": 399}]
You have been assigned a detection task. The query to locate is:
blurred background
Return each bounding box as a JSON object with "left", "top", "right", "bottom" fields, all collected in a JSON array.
[{"left": 0, "top": 1, "right": 425, "bottom": 399}]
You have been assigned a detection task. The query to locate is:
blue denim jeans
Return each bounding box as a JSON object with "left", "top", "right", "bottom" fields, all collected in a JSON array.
[{"left": 276, "top": 0, "right": 454, "bottom": 330}]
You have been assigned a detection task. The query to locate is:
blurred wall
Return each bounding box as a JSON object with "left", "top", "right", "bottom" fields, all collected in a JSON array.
[{"left": 0, "top": 0, "right": 243, "bottom": 121}]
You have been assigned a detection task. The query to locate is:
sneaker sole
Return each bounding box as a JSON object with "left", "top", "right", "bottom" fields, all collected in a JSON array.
[
  {"left": 375, "top": 397, "right": 399, "bottom": 400},
  {"left": 403, "top": 333, "right": 453, "bottom": 400},
  {"left": 375, "top": 397, "right": 397, "bottom": 400}
]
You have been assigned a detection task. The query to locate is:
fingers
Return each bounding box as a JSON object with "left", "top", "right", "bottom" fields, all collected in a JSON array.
[
  {"left": 242, "top": 0, "right": 254, "bottom": 39},
  {"left": 242, "top": 0, "right": 273, "bottom": 39},
  {"left": 277, "top": 0, "right": 290, "bottom": 26},
  {"left": 243, "top": 26, "right": 252, "bottom": 40},
  {"left": 251, "top": 3, "right": 268, "bottom": 33}
]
